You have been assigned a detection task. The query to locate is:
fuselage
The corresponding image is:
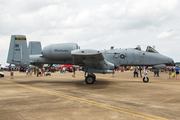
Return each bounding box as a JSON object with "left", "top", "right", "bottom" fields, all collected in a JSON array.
[
  {"left": 29, "top": 48, "right": 174, "bottom": 68},
  {"left": 102, "top": 48, "right": 174, "bottom": 67}
]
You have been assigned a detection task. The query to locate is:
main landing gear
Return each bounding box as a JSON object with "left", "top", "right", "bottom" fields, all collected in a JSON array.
[{"left": 84, "top": 73, "right": 96, "bottom": 84}]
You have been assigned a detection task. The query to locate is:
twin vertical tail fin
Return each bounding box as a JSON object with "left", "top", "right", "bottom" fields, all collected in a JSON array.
[
  {"left": 28, "top": 41, "right": 42, "bottom": 55},
  {"left": 7, "top": 35, "right": 30, "bottom": 67}
]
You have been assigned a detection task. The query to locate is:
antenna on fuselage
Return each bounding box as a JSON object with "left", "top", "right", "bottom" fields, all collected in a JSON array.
[{"left": 110, "top": 46, "right": 114, "bottom": 50}]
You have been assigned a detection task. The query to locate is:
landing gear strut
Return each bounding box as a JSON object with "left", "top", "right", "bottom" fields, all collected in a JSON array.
[
  {"left": 84, "top": 72, "right": 96, "bottom": 84},
  {"left": 143, "top": 67, "right": 149, "bottom": 83}
]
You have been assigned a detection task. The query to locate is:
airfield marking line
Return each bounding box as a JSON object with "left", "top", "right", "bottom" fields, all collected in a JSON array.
[{"left": 0, "top": 79, "right": 168, "bottom": 120}]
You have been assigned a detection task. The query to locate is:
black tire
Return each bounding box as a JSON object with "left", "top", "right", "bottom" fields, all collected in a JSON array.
[
  {"left": 0, "top": 74, "right": 4, "bottom": 77},
  {"left": 143, "top": 77, "right": 149, "bottom": 83},
  {"left": 89, "top": 73, "right": 96, "bottom": 80},
  {"left": 85, "top": 75, "right": 95, "bottom": 84}
]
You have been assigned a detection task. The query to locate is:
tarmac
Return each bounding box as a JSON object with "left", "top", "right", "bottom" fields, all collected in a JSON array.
[{"left": 0, "top": 70, "right": 180, "bottom": 120}]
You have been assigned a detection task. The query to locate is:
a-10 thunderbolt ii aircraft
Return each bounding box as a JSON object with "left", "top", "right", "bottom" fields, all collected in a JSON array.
[{"left": 7, "top": 35, "right": 174, "bottom": 84}]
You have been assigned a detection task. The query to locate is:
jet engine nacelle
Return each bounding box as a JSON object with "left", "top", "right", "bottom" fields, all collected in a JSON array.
[{"left": 42, "top": 43, "right": 79, "bottom": 60}]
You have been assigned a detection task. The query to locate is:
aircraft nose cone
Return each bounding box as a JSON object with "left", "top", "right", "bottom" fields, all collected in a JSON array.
[{"left": 167, "top": 58, "right": 174, "bottom": 66}]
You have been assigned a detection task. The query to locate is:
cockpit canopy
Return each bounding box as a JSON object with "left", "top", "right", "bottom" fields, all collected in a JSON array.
[{"left": 134, "top": 45, "right": 159, "bottom": 53}]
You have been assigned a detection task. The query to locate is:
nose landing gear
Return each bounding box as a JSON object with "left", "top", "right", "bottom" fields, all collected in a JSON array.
[
  {"left": 143, "top": 76, "right": 149, "bottom": 83},
  {"left": 143, "top": 67, "right": 149, "bottom": 83}
]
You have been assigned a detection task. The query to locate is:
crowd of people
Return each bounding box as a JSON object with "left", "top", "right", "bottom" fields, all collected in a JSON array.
[
  {"left": 18, "top": 66, "right": 77, "bottom": 78},
  {"left": 112, "top": 66, "right": 180, "bottom": 79},
  {"left": 1, "top": 65, "right": 180, "bottom": 80},
  {"left": 21, "top": 67, "right": 46, "bottom": 77}
]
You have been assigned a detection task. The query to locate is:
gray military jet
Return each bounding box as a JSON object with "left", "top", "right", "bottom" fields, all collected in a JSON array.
[{"left": 7, "top": 35, "right": 174, "bottom": 83}]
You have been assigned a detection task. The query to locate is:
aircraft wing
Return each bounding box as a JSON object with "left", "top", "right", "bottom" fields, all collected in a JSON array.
[{"left": 71, "top": 49, "right": 114, "bottom": 73}]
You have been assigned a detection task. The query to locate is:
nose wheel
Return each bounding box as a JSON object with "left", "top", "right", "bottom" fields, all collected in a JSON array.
[
  {"left": 143, "top": 77, "right": 149, "bottom": 83},
  {"left": 143, "top": 67, "right": 149, "bottom": 83}
]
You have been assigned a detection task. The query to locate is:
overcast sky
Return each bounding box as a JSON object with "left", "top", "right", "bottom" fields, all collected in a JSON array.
[{"left": 0, "top": 0, "right": 180, "bottom": 65}]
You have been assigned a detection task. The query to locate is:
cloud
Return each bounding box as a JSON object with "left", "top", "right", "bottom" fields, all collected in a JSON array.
[
  {"left": 1, "top": 0, "right": 180, "bottom": 64},
  {"left": 1, "top": 0, "right": 179, "bottom": 34},
  {"left": 158, "top": 29, "right": 180, "bottom": 39},
  {"left": 158, "top": 31, "right": 174, "bottom": 39}
]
